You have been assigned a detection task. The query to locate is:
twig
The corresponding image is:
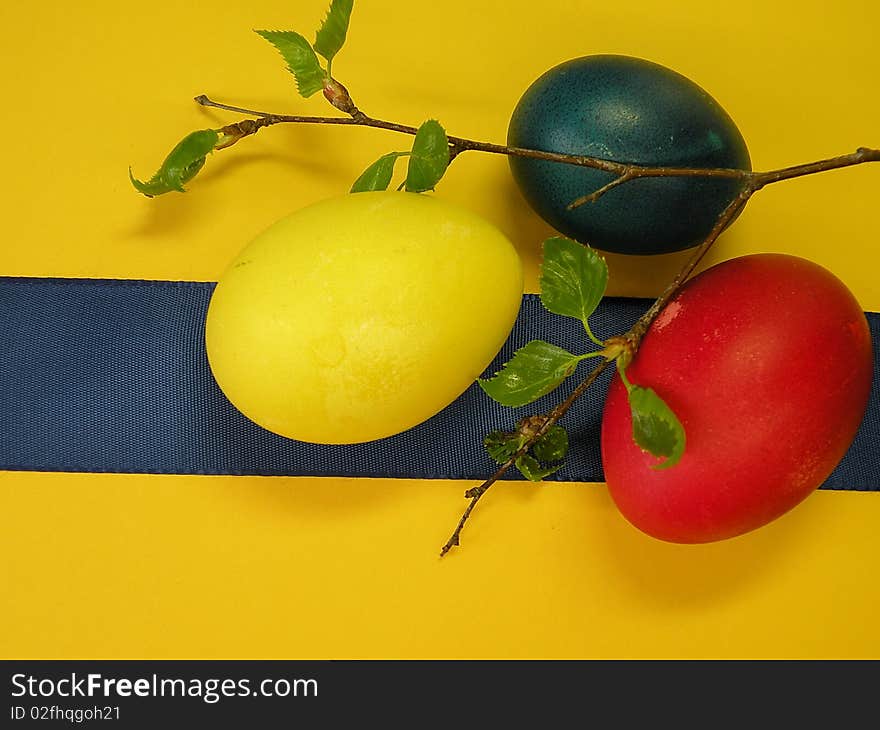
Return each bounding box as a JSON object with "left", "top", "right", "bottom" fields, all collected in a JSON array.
[
  {"left": 195, "top": 94, "right": 880, "bottom": 206},
  {"left": 194, "top": 93, "right": 744, "bottom": 180},
  {"left": 440, "top": 187, "right": 754, "bottom": 556},
  {"left": 566, "top": 172, "right": 636, "bottom": 209}
]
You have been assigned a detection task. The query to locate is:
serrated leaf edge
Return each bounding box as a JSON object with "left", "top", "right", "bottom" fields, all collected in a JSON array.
[
  {"left": 405, "top": 119, "right": 450, "bottom": 193},
  {"left": 255, "top": 29, "right": 326, "bottom": 98},
  {"left": 539, "top": 236, "right": 608, "bottom": 342},
  {"left": 626, "top": 383, "right": 686, "bottom": 470},
  {"left": 314, "top": 0, "right": 355, "bottom": 66},
  {"left": 478, "top": 341, "right": 582, "bottom": 408}
]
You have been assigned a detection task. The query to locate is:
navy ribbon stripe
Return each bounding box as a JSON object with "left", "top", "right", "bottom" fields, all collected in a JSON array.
[{"left": 1, "top": 276, "right": 878, "bottom": 488}]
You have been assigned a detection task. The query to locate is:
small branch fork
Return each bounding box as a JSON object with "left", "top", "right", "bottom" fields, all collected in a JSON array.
[{"left": 193, "top": 92, "right": 880, "bottom": 557}]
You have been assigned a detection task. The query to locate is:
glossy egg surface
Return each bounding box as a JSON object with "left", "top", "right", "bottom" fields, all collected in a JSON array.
[
  {"left": 508, "top": 55, "right": 751, "bottom": 254},
  {"left": 206, "top": 192, "right": 524, "bottom": 444}
]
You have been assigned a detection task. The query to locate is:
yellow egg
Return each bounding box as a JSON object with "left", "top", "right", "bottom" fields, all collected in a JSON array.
[{"left": 205, "top": 191, "right": 524, "bottom": 444}]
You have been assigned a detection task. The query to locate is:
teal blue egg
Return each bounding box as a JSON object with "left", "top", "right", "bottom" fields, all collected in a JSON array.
[{"left": 507, "top": 55, "right": 751, "bottom": 255}]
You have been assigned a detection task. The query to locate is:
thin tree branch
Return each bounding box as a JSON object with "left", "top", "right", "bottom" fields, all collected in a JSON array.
[
  {"left": 440, "top": 187, "right": 755, "bottom": 556},
  {"left": 194, "top": 94, "right": 879, "bottom": 206},
  {"left": 566, "top": 171, "right": 636, "bottom": 209}
]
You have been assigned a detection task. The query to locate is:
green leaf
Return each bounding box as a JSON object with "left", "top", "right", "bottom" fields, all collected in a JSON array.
[
  {"left": 478, "top": 340, "right": 581, "bottom": 407},
  {"left": 314, "top": 0, "right": 355, "bottom": 66},
  {"left": 627, "top": 384, "right": 686, "bottom": 469},
  {"left": 405, "top": 119, "right": 450, "bottom": 192},
  {"left": 255, "top": 30, "right": 325, "bottom": 97},
  {"left": 532, "top": 425, "right": 569, "bottom": 464},
  {"left": 515, "top": 454, "right": 562, "bottom": 481},
  {"left": 540, "top": 236, "right": 609, "bottom": 337},
  {"left": 483, "top": 430, "right": 523, "bottom": 465},
  {"left": 130, "top": 129, "right": 220, "bottom": 197},
  {"left": 350, "top": 152, "right": 406, "bottom": 193}
]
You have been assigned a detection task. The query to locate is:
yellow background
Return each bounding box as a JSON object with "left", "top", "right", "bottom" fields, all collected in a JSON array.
[{"left": 2, "top": 0, "right": 878, "bottom": 658}]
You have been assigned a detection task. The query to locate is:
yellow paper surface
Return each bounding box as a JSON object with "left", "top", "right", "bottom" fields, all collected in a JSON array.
[{"left": 1, "top": 0, "right": 878, "bottom": 659}]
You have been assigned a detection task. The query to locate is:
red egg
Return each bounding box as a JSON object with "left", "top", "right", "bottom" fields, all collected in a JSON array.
[{"left": 600, "top": 253, "right": 873, "bottom": 543}]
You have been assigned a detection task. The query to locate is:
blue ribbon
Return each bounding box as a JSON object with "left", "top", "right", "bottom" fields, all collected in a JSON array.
[{"left": 1, "top": 276, "right": 878, "bottom": 488}]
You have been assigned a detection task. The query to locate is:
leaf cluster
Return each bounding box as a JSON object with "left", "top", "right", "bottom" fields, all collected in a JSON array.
[
  {"left": 256, "top": 0, "right": 354, "bottom": 94},
  {"left": 478, "top": 236, "right": 686, "bottom": 475},
  {"left": 351, "top": 120, "right": 450, "bottom": 194},
  {"left": 130, "top": 0, "right": 453, "bottom": 198},
  {"left": 130, "top": 0, "right": 358, "bottom": 197},
  {"left": 485, "top": 423, "right": 569, "bottom": 481}
]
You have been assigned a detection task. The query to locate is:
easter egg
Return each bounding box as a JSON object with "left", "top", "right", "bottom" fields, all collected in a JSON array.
[
  {"left": 205, "top": 191, "right": 524, "bottom": 444},
  {"left": 508, "top": 54, "right": 752, "bottom": 255},
  {"left": 600, "top": 253, "right": 873, "bottom": 542}
]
